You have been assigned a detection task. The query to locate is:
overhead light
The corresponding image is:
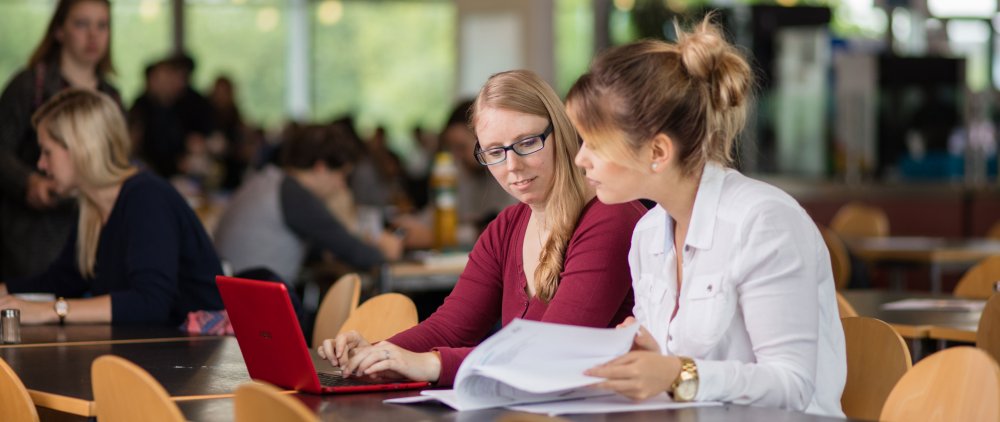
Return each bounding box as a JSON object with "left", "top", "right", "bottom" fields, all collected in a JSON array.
[
  {"left": 318, "top": 0, "right": 344, "bottom": 26},
  {"left": 257, "top": 7, "right": 280, "bottom": 32}
]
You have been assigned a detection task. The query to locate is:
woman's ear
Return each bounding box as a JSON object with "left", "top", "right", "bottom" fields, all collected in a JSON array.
[{"left": 649, "top": 133, "right": 673, "bottom": 173}]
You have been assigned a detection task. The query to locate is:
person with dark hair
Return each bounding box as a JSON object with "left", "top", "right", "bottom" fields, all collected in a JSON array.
[
  {"left": 568, "top": 17, "right": 845, "bottom": 416},
  {"left": 0, "top": 0, "right": 121, "bottom": 279},
  {"left": 127, "top": 59, "right": 186, "bottom": 178},
  {"left": 213, "top": 125, "right": 402, "bottom": 284},
  {"left": 209, "top": 75, "right": 254, "bottom": 190},
  {"left": 441, "top": 99, "right": 516, "bottom": 238}
]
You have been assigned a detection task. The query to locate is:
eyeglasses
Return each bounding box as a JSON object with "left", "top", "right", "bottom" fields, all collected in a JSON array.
[{"left": 474, "top": 122, "right": 553, "bottom": 166}]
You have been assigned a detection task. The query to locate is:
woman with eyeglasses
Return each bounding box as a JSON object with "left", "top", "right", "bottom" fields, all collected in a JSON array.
[{"left": 318, "top": 70, "right": 646, "bottom": 386}]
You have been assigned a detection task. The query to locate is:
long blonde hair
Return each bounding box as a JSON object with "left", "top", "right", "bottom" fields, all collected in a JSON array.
[
  {"left": 471, "top": 70, "right": 593, "bottom": 302},
  {"left": 32, "top": 89, "right": 134, "bottom": 278},
  {"left": 566, "top": 15, "right": 753, "bottom": 176}
]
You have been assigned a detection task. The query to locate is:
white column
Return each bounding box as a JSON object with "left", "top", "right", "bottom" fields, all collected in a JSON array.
[
  {"left": 455, "top": 0, "right": 555, "bottom": 98},
  {"left": 286, "top": 0, "right": 311, "bottom": 120}
]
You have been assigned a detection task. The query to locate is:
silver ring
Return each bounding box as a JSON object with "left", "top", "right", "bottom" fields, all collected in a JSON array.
[{"left": 383, "top": 350, "right": 390, "bottom": 360}]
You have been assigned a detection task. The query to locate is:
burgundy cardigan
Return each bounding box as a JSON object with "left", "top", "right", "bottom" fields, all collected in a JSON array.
[{"left": 388, "top": 198, "right": 646, "bottom": 386}]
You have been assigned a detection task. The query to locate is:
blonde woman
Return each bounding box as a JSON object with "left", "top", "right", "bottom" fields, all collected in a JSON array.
[
  {"left": 0, "top": 0, "right": 120, "bottom": 279},
  {"left": 569, "top": 17, "right": 846, "bottom": 416},
  {"left": 318, "top": 70, "right": 646, "bottom": 386},
  {"left": 0, "top": 89, "right": 224, "bottom": 325}
]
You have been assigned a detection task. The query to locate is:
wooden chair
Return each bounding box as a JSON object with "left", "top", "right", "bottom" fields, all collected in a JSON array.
[
  {"left": 234, "top": 382, "right": 317, "bottom": 422},
  {"left": 820, "top": 226, "right": 851, "bottom": 290},
  {"left": 0, "top": 357, "right": 39, "bottom": 422},
  {"left": 840, "top": 317, "right": 912, "bottom": 421},
  {"left": 311, "top": 273, "right": 361, "bottom": 347},
  {"left": 337, "top": 293, "right": 418, "bottom": 342},
  {"left": 830, "top": 202, "right": 889, "bottom": 239},
  {"left": 836, "top": 291, "right": 858, "bottom": 318},
  {"left": 954, "top": 256, "right": 1000, "bottom": 299},
  {"left": 988, "top": 221, "right": 1000, "bottom": 240},
  {"left": 978, "top": 293, "right": 1000, "bottom": 365},
  {"left": 91, "top": 355, "right": 184, "bottom": 422},
  {"left": 881, "top": 347, "right": 1000, "bottom": 422}
]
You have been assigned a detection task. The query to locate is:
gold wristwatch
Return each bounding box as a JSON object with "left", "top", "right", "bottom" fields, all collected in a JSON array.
[
  {"left": 54, "top": 297, "right": 69, "bottom": 325},
  {"left": 670, "top": 356, "right": 699, "bottom": 402}
]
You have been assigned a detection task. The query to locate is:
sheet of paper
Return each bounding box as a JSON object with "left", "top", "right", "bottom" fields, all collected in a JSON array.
[
  {"left": 456, "top": 319, "right": 640, "bottom": 393},
  {"left": 386, "top": 320, "right": 642, "bottom": 411},
  {"left": 507, "top": 393, "right": 722, "bottom": 415}
]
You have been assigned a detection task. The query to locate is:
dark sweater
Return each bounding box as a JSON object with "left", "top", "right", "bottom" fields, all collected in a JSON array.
[
  {"left": 388, "top": 198, "right": 646, "bottom": 386},
  {"left": 0, "top": 62, "right": 121, "bottom": 278},
  {"left": 6, "top": 172, "right": 224, "bottom": 325}
]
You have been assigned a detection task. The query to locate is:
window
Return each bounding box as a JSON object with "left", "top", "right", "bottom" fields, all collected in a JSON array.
[
  {"left": 0, "top": 0, "right": 170, "bottom": 107},
  {"left": 311, "top": 0, "right": 454, "bottom": 150},
  {"left": 186, "top": 0, "right": 288, "bottom": 128}
]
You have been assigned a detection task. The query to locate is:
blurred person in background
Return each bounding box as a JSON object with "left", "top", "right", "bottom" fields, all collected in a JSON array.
[
  {"left": 128, "top": 59, "right": 186, "bottom": 178},
  {"left": 0, "top": 89, "right": 224, "bottom": 325},
  {"left": 210, "top": 75, "right": 256, "bottom": 191},
  {"left": 0, "top": 0, "right": 121, "bottom": 279},
  {"left": 213, "top": 124, "right": 403, "bottom": 286},
  {"left": 394, "top": 100, "right": 516, "bottom": 249}
]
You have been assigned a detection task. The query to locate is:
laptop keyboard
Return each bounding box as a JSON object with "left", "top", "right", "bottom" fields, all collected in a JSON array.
[{"left": 318, "top": 372, "right": 382, "bottom": 387}]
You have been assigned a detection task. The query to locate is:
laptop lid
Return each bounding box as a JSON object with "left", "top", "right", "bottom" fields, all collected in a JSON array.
[
  {"left": 217, "top": 276, "right": 325, "bottom": 393},
  {"left": 217, "top": 275, "right": 429, "bottom": 394}
]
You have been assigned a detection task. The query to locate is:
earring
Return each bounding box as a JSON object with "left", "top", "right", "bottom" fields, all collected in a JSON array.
[{"left": 651, "top": 162, "right": 659, "bottom": 170}]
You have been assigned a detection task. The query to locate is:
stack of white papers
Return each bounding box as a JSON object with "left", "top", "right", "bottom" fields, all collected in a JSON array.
[{"left": 384, "top": 319, "right": 720, "bottom": 414}]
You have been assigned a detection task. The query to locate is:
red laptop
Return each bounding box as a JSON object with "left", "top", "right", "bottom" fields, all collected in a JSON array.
[{"left": 216, "top": 275, "right": 430, "bottom": 394}]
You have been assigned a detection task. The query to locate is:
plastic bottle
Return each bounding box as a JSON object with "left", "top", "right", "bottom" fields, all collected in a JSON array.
[{"left": 431, "top": 152, "right": 458, "bottom": 249}]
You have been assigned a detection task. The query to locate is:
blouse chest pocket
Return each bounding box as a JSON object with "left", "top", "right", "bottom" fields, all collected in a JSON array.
[
  {"left": 635, "top": 273, "right": 671, "bottom": 325},
  {"left": 680, "top": 274, "right": 735, "bottom": 349}
]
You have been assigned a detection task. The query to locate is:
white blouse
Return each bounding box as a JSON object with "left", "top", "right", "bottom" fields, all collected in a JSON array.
[{"left": 630, "top": 163, "right": 846, "bottom": 417}]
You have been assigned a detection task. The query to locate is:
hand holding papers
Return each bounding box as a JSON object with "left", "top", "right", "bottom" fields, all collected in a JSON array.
[{"left": 385, "top": 319, "right": 721, "bottom": 414}]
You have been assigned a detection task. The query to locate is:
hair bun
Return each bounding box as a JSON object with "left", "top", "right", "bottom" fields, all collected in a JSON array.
[{"left": 676, "top": 18, "right": 752, "bottom": 110}]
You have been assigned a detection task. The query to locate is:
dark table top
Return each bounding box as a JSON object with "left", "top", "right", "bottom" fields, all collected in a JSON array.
[
  {"left": 11, "top": 335, "right": 855, "bottom": 421},
  {"left": 2, "top": 337, "right": 249, "bottom": 415},
  {"left": 840, "top": 290, "right": 982, "bottom": 332},
  {"left": 175, "top": 393, "right": 855, "bottom": 422},
  {"left": 0, "top": 324, "right": 218, "bottom": 348}
]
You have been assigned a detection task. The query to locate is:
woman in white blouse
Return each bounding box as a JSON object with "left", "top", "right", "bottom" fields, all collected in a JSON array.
[{"left": 566, "top": 17, "right": 846, "bottom": 417}]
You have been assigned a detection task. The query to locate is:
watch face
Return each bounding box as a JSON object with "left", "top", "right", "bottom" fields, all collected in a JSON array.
[
  {"left": 55, "top": 300, "right": 68, "bottom": 315},
  {"left": 676, "top": 379, "right": 697, "bottom": 400}
]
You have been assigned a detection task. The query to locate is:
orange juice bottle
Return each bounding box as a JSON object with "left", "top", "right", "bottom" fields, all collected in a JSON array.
[{"left": 431, "top": 152, "right": 458, "bottom": 249}]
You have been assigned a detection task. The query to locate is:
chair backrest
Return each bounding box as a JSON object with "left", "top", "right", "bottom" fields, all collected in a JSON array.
[
  {"left": 836, "top": 291, "right": 858, "bottom": 318},
  {"left": 820, "top": 226, "right": 851, "bottom": 290},
  {"left": 988, "top": 221, "right": 1000, "bottom": 240},
  {"left": 830, "top": 202, "right": 889, "bottom": 239},
  {"left": 978, "top": 294, "right": 1000, "bottom": 365},
  {"left": 337, "top": 293, "right": 418, "bottom": 343},
  {"left": 311, "top": 273, "right": 362, "bottom": 347},
  {"left": 0, "top": 357, "right": 39, "bottom": 422},
  {"left": 881, "top": 347, "right": 1000, "bottom": 422},
  {"left": 91, "top": 355, "right": 185, "bottom": 422},
  {"left": 955, "top": 256, "right": 1000, "bottom": 299},
  {"left": 234, "top": 382, "right": 317, "bottom": 422},
  {"left": 840, "top": 317, "right": 912, "bottom": 421}
]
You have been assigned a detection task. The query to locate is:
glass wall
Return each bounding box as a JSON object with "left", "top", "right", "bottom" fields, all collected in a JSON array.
[
  {"left": 310, "top": 0, "right": 454, "bottom": 146},
  {"left": 0, "top": 0, "right": 170, "bottom": 106},
  {"left": 186, "top": 0, "right": 288, "bottom": 128}
]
